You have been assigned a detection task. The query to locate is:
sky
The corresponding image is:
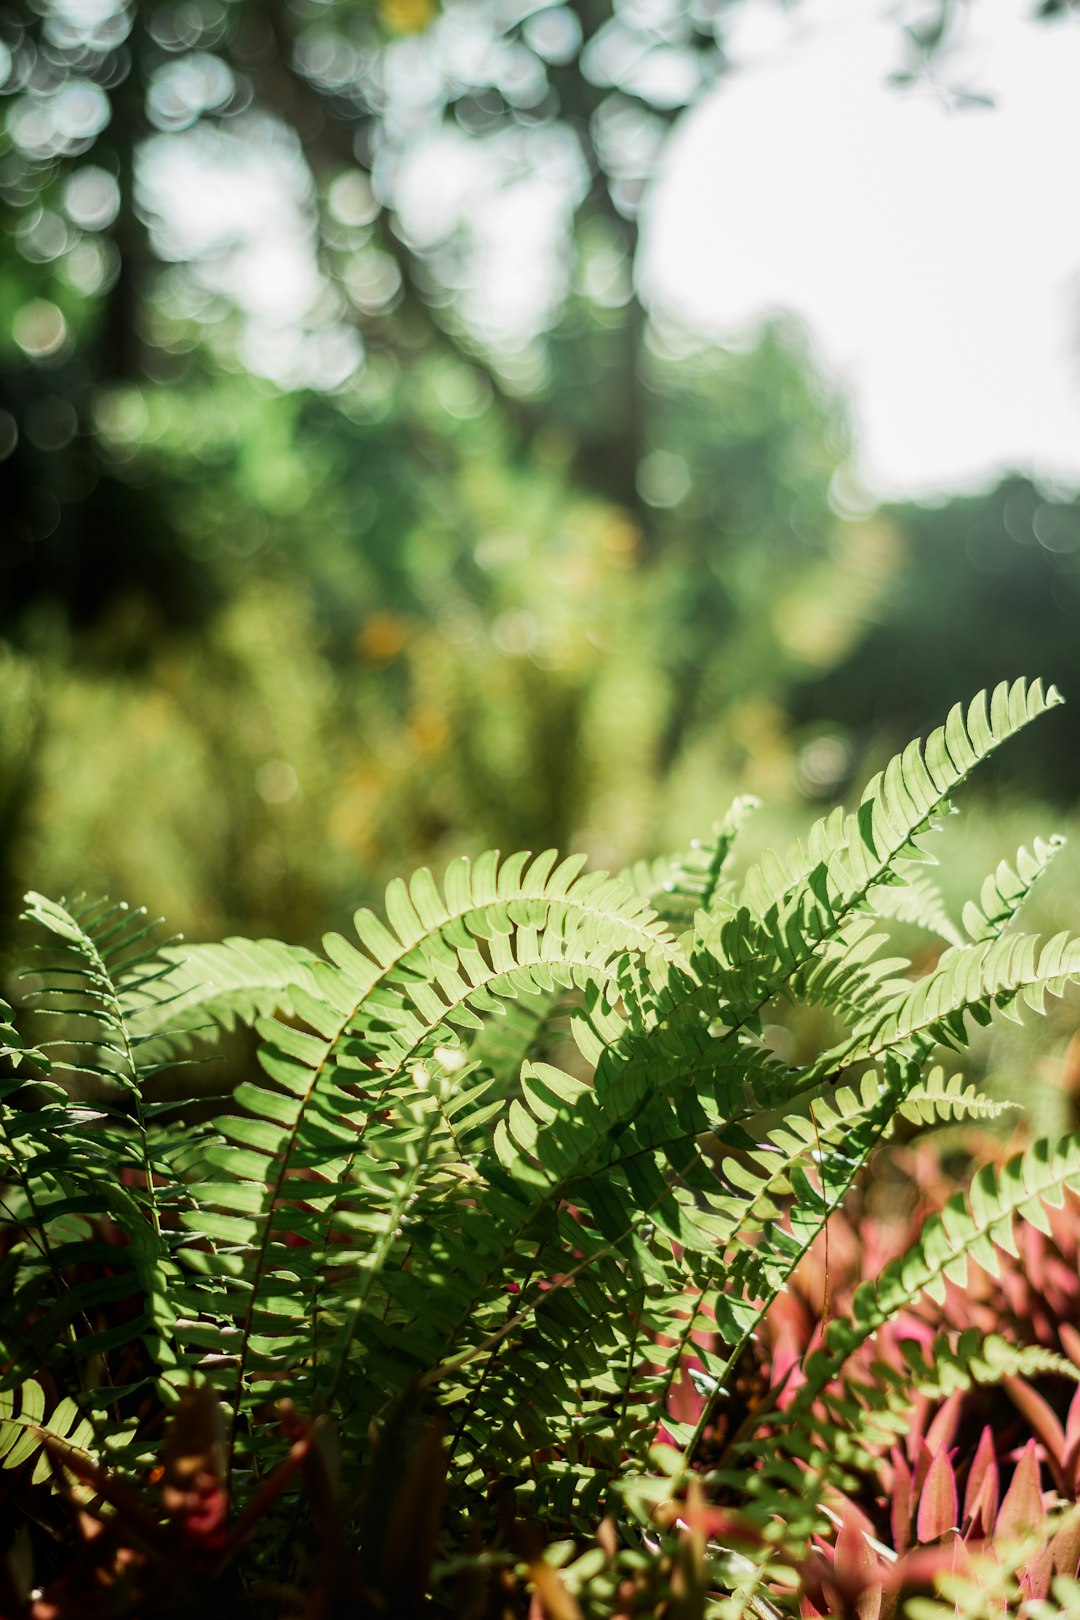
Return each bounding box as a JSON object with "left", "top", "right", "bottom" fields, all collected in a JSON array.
[{"left": 644, "top": 0, "right": 1080, "bottom": 499}]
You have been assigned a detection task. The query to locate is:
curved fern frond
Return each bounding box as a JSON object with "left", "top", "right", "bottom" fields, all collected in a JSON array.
[
  {"left": 899, "top": 1067, "right": 1016, "bottom": 1126},
  {"left": 962, "top": 834, "right": 1066, "bottom": 943},
  {"left": 0, "top": 994, "right": 49, "bottom": 1077},
  {"left": 172, "top": 851, "right": 680, "bottom": 1457},
  {"left": 22, "top": 892, "right": 171, "bottom": 1091},
  {"left": 739, "top": 678, "right": 1059, "bottom": 937},
  {"left": 3, "top": 896, "right": 192, "bottom": 1401},
  {"left": 803, "top": 1132, "right": 1080, "bottom": 1403},
  {"left": 867, "top": 862, "right": 962, "bottom": 946},
  {"left": 129, "top": 937, "right": 325, "bottom": 1057},
  {"left": 855, "top": 930, "right": 1080, "bottom": 1061},
  {"left": 6, "top": 678, "right": 1073, "bottom": 1565},
  {"left": 743, "top": 1330, "right": 1080, "bottom": 1510},
  {"left": 659, "top": 683, "right": 1062, "bottom": 1102},
  {"left": 735, "top": 1136, "right": 1080, "bottom": 1544},
  {"left": 898, "top": 1329, "right": 1080, "bottom": 1401}
]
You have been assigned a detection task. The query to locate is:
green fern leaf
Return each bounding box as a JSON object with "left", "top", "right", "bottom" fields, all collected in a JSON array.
[
  {"left": 129, "top": 937, "right": 325, "bottom": 1056},
  {"left": 0, "top": 1378, "right": 98, "bottom": 1484},
  {"left": 961, "top": 834, "right": 1066, "bottom": 943},
  {"left": 899, "top": 1067, "right": 1016, "bottom": 1125},
  {"left": 866, "top": 862, "right": 962, "bottom": 946}
]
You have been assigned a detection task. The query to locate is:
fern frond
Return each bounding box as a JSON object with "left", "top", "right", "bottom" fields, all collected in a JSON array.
[
  {"left": 0, "top": 1378, "right": 98, "bottom": 1484},
  {"left": 899, "top": 1067, "right": 1016, "bottom": 1125},
  {"left": 6, "top": 678, "right": 1072, "bottom": 1568},
  {"left": 898, "top": 1329, "right": 1080, "bottom": 1401},
  {"left": 172, "top": 851, "right": 680, "bottom": 1455},
  {"left": 129, "top": 937, "right": 325, "bottom": 1057},
  {"left": 806, "top": 1132, "right": 1080, "bottom": 1398},
  {"left": 866, "top": 862, "right": 962, "bottom": 946},
  {"left": 855, "top": 930, "right": 1080, "bottom": 1061},
  {"left": 632, "top": 796, "right": 759, "bottom": 928},
  {"left": 739, "top": 678, "right": 1058, "bottom": 944},
  {"left": 962, "top": 834, "right": 1066, "bottom": 943},
  {"left": 21, "top": 892, "right": 179, "bottom": 1086},
  {"left": 2, "top": 897, "right": 193, "bottom": 1406},
  {"left": 741, "top": 1329, "right": 1080, "bottom": 1519},
  {"left": 0, "top": 993, "right": 49, "bottom": 1077}
]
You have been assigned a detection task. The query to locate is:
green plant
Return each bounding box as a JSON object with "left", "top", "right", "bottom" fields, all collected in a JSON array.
[{"left": 4, "top": 677, "right": 1080, "bottom": 1616}]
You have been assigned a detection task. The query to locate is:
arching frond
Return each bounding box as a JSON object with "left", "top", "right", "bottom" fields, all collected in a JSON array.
[
  {"left": 130, "top": 936, "right": 325, "bottom": 1057},
  {"left": 799, "top": 1132, "right": 1080, "bottom": 1410}
]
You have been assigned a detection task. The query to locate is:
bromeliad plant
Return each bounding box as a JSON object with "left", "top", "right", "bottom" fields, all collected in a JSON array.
[{"left": 4, "top": 677, "right": 1080, "bottom": 1616}]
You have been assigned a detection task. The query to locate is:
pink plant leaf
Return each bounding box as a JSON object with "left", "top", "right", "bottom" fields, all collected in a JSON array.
[
  {"left": 667, "top": 1364, "right": 705, "bottom": 1426},
  {"left": 1018, "top": 1546, "right": 1054, "bottom": 1605},
  {"left": 884, "top": 1542, "right": 964, "bottom": 1598},
  {"left": 1049, "top": 1505, "right": 1080, "bottom": 1578},
  {"left": 906, "top": 1394, "right": 935, "bottom": 1467},
  {"left": 963, "top": 1427, "right": 999, "bottom": 1537},
  {"left": 1002, "top": 1375, "right": 1067, "bottom": 1489},
  {"left": 912, "top": 1437, "right": 935, "bottom": 1503},
  {"left": 925, "top": 1393, "right": 962, "bottom": 1457},
  {"left": 890, "top": 1446, "right": 913, "bottom": 1557},
  {"left": 997, "top": 1439, "right": 1046, "bottom": 1542},
  {"left": 833, "top": 1516, "right": 883, "bottom": 1620},
  {"left": 917, "top": 1447, "right": 959, "bottom": 1544},
  {"left": 1064, "top": 1384, "right": 1080, "bottom": 1496},
  {"left": 1060, "top": 1322, "right": 1080, "bottom": 1369}
]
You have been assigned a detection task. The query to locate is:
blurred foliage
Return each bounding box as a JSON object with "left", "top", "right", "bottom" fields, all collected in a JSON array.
[
  {"left": 0, "top": 0, "right": 1077, "bottom": 959},
  {"left": 793, "top": 474, "right": 1080, "bottom": 801},
  {"left": 0, "top": 313, "right": 890, "bottom": 946}
]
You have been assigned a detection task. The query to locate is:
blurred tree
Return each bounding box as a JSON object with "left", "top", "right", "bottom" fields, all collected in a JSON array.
[
  {"left": 0, "top": 0, "right": 1020, "bottom": 632},
  {"left": 0, "top": 0, "right": 737, "bottom": 628}
]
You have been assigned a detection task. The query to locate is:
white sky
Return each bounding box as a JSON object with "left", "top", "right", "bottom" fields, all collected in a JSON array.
[{"left": 643, "top": 0, "right": 1080, "bottom": 499}]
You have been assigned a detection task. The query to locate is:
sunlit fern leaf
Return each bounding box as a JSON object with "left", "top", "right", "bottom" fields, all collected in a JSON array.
[
  {"left": 171, "top": 852, "right": 680, "bottom": 1451},
  {"left": 962, "top": 834, "right": 1066, "bottom": 943},
  {"left": 4, "top": 897, "right": 192, "bottom": 1398},
  {"left": 866, "top": 861, "right": 962, "bottom": 946},
  {"left": 128, "top": 937, "right": 326, "bottom": 1060},
  {"left": 783, "top": 1130, "right": 1080, "bottom": 1438},
  {"left": 0, "top": 993, "right": 49, "bottom": 1077},
  {"left": 899, "top": 1067, "right": 1016, "bottom": 1125},
  {"left": 898, "top": 1329, "right": 1080, "bottom": 1400},
  {"left": 7, "top": 679, "right": 1078, "bottom": 1549},
  {"left": 630, "top": 795, "right": 759, "bottom": 929},
  {"left": 739, "top": 679, "right": 1060, "bottom": 923},
  {"left": 668, "top": 683, "right": 1061, "bottom": 1096},
  {"left": 430, "top": 1051, "right": 913, "bottom": 1485},
  {"left": 745, "top": 1330, "right": 1080, "bottom": 1508},
  {"left": 0, "top": 1378, "right": 98, "bottom": 1484},
  {"left": 851, "top": 930, "right": 1080, "bottom": 1061},
  {"left": 21, "top": 893, "right": 180, "bottom": 1084}
]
